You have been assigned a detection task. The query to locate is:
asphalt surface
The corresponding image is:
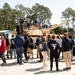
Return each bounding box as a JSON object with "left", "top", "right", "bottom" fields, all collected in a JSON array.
[{"left": 0, "top": 50, "right": 75, "bottom": 75}]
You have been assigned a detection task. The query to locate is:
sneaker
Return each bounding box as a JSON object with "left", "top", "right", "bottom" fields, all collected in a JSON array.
[
  {"left": 50, "top": 68, "right": 52, "bottom": 71},
  {"left": 68, "top": 67, "right": 71, "bottom": 70},
  {"left": 63, "top": 67, "right": 68, "bottom": 70},
  {"left": 11, "top": 57, "right": 12, "bottom": 59},
  {"left": 38, "top": 60, "right": 43, "bottom": 62},
  {"left": 56, "top": 69, "right": 59, "bottom": 71},
  {"left": 17, "top": 61, "right": 19, "bottom": 64},
  {"left": 1, "top": 63, "right": 6, "bottom": 66},
  {"left": 14, "top": 57, "right": 17, "bottom": 59},
  {"left": 19, "top": 63, "right": 24, "bottom": 65},
  {"left": 24, "top": 60, "right": 28, "bottom": 63},
  {"left": 28, "top": 56, "right": 30, "bottom": 59}
]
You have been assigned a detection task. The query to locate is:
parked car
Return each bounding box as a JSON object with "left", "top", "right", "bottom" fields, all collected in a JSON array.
[{"left": 0, "top": 30, "right": 12, "bottom": 38}]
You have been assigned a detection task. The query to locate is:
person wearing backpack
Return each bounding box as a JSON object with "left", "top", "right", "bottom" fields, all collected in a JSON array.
[
  {"left": 62, "top": 33, "right": 72, "bottom": 70},
  {"left": 10, "top": 35, "right": 16, "bottom": 59},
  {"left": 38, "top": 36, "right": 43, "bottom": 62},
  {"left": 69, "top": 34, "right": 74, "bottom": 60},
  {"left": 73, "top": 36, "right": 75, "bottom": 60},
  {"left": 23, "top": 34, "right": 29, "bottom": 63},
  {"left": 36, "top": 37, "right": 40, "bottom": 58},
  {"left": 27, "top": 36, "right": 34, "bottom": 59},
  {"left": 40, "top": 37, "right": 49, "bottom": 69}
]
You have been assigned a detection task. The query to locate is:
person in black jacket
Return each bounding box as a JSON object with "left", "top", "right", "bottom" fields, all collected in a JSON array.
[
  {"left": 23, "top": 34, "right": 29, "bottom": 63},
  {"left": 5, "top": 34, "right": 10, "bottom": 58},
  {"left": 36, "top": 37, "right": 39, "bottom": 58},
  {"left": 10, "top": 35, "right": 16, "bottom": 59},
  {"left": 69, "top": 34, "right": 74, "bottom": 60},
  {"left": 62, "top": 33, "right": 72, "bottom": 70},
  {"left": 36, "top": 36, "right": 43, "bottom": 62}
]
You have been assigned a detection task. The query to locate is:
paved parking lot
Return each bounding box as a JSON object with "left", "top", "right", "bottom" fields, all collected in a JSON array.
[{"left": 0, "top": 50, "right": 75, "bottom": 75}]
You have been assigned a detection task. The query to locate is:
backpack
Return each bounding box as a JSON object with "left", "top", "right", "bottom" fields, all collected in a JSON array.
[
  {"left": 6, "top": 38, "right": 10, "bottom": 46},
  {"left": 43, "top": 42, "right": 48, "bottom": 50},
  {"left": 39, "top": 41, "right": 43, "bottom": 50},
  {"left": 11, "top": 39, "right": 16, "bottom": 48},
  {"left": 23, "top": 39, "right": 29, "bottom": 48},
  {"left": 28, "top": 38, "right": 34, "bottom": 49},
  {"left": 36, "top": 38, "right": 39, "bottom": 45},
  {"left": 63, "top": 38, "right": 72, "bottom": 50},
  {"left": 69, "top": 39, "right": 73, "bottom": 50}
]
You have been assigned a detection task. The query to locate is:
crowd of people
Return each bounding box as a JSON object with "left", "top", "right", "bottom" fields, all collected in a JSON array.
[{"left": 0, "top": 32, "right": 75, "bottom": 71}]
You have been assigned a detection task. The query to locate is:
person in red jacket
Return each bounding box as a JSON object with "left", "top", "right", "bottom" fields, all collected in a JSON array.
[{"left": 0, "top": 35, "right": 6, "bottom": 66}]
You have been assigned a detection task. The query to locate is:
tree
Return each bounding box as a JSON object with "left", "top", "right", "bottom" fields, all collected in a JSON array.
[
  {"left": 69, "top": 28, "right": 73, "bottom": 34},
  {"left": 15, "top": 4, "right": 32, "bottom": 19},
  {"left": 63, "top": 28, "right": 67, "bottom": 33},
  {"left": 62, "top": 7, "right": 73, "bottom": 19},
  {"left": 31, "top": 3, "right": 52, "bottom": 23},
  {"left": 15, "top": 4, "right": 26, "bottom": 18},
  {"left": 62, "top": 7, "right": 75, "bottom": 33},
  {"left": 2, "top": 3, "right": 14, "bottom": 29},
  {"left": 53, "top": 27, "right": 63, "bottom": 34},
  {"left": 0, "top": 8, "right": 4, "bottom": 29},
  {"left": 0, "top": 3, "right": 52, "bottom": 30}
]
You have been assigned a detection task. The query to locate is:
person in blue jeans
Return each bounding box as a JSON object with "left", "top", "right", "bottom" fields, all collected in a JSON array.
[
  {"left": 10, "top": 35, "right": 16, "bottom": 59},
  {"left": 15, "top": 33, "right": 24, "bottom": 65},
  {"left": 16, "top": 47, "right": 23, "bottom": 64}
]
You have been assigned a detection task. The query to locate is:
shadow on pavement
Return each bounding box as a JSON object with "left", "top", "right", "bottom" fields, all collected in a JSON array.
[
  {"left": 34, "top": 69, "right": 69, "bottom": 74},
  {"left": 72, "top": 62, "right": 75, "bottom": 65},
  {"left": 26, "top": 66, "right": 68, "bottom": 74},
  {"left": 26, "top": 67, "right": 42, "bottom": 72},
  {"left": 58, "top": 59, "right": 65, "bottom": 62},
  {"left": 5, "top": 61, "right": 18, "bottom": 66},
  {"left": 28, "top": 60, "right": 38, "bottom": 64}
]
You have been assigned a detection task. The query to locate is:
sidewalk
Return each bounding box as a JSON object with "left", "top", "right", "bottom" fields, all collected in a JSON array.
[
  {"left": 0, "top": 50, "right": 75, "bottom": 75},
  {"left": 0, "top": 58, "right": 75, "bottom": 75}
]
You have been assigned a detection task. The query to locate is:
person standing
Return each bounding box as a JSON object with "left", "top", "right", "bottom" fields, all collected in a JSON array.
[
  {"left": 68, "top": 34, "right": 74, "bottom": 60},
  {"left": 73, "top": 35, "right": 75, "bottom": 60},
  {"left": 56, "top": 35, "right": 62, "bottom": 59},
  {"left": 40, "top": 37, "right": 48, "bottom": 69},
  {"left": 48, "top": 35, "right": 60, "bottom": 71},
  {"left": 62, "top": 33, "right": 72, "bottom": 70},
  {"left": 5, "top": 34, "right": 10, "bottom": 58},
  {"left": 36, "top": 37, "right": 40, "bottom": 58},
  {"left": 28, "top": 36, "right": 34, "bottom": 59},
  {"left": 38, "top": 36, "right": 43, "bottom": 62},
  {"left": 10, "top": 35, "right": 16, "bottom": 59},
  {"left": 0, "top": 35, "right": 6, "bottom": 66},
  {"left": 15, "top": 33, "right": 24, "bottom": 65},
  {"left": 23, "top": 34, "right": 29, "bottom": 63},
  {"left": 47, "top": 35, "right": 51, "bottom": 60}
]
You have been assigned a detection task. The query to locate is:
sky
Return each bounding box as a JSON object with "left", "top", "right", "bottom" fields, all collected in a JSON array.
[{"left": 0, "top": 0, "right": 75, "bottom": 24}]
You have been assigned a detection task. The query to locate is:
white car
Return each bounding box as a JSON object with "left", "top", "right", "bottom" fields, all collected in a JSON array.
[{"left": 0, "top": 30, "right": 12, "bottom": 39}]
